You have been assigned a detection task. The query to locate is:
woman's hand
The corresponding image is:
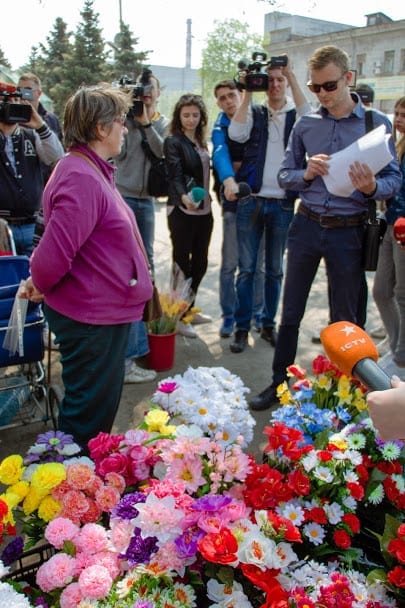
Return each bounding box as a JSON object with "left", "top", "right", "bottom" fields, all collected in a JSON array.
[
  {"left": 20, "top": 276, "right": 45, "bottom": 303},
  {"left": 181, "top": 194, "right": 197, "bottom": 211}
]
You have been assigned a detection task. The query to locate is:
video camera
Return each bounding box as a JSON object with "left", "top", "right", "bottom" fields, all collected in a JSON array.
[
  {"left": 0, "top": 82, "right": 34, "bottom": 124},
  {"left": 117, "top": 68, "right": 154, "bottom": 117},
  {"left": 237, "top": 52, "right": 288, "bottom": 92}
]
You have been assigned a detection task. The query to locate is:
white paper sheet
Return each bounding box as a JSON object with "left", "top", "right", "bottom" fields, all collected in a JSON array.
[{"left": 322, "top": 124, "right": 393, "bottom": 197}]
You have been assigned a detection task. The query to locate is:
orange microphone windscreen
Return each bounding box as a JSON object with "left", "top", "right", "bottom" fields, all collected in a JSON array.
[
  {"left": 320, "top": 321, "right": 378, "bottom": 377},
  {"left": 393, "top": 217, "right": 405, "bottom": 244}
]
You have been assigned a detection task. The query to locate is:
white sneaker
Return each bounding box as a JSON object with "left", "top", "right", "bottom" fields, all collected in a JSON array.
[
  {"left": 191, "top": 312, "right": 212, "bottom": 325},
  {"left": 370, "top": 325, "right": 386, "bottom": 340},
  {"left": 124, "top": 362, "right": 157, "bottom": 384},
  {"left": 177, "top": 321, "right": 197, "bottom": 338}
]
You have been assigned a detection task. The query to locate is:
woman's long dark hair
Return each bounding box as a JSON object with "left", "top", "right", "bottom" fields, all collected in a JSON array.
[{"left": 169, "top": 94, "right": 208, "bottom": 148}]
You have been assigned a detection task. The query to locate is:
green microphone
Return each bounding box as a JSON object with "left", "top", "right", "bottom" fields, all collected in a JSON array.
[{"left": 188, "top": 186, "right": 206, "bottom": 206}]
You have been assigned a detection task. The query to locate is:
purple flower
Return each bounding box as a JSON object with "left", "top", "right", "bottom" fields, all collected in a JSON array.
[
  {"left": 121, "top": 528, "right": 158, "bottom": 565},
  {"left": 134, "top": 601, "right": 154, "bottom": 608},
  {"left": 192, "top": 494, "right": 232, "bottom": 512},
  {"left": 1, "top": 536, "right": 24, "bottom": 566},
  {"left": 111, "top": 491, "right": 147, "bottom": 520},
  {"left": 175, "top": 526, "right": 205, "bottom": 559}
]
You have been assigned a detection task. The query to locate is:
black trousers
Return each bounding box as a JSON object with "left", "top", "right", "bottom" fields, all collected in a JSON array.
[
  {"left": 167, "top": 207, "right": 213, "bottom": 298},
  {"left": 44, "top": 304, "right": 130, "bottom": 452}
]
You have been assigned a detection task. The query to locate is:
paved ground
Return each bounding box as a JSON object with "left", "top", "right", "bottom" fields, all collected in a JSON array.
[{"left": 0, "top": 200, "right": 386, "bottom": 461}]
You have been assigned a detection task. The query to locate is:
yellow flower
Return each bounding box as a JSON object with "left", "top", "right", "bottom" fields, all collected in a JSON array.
[
  {"left": 276, "top": 381, "right": 289, "bottom": 399},
  {"left": 30, "top": 462, "right": 66, "bottom": 497},
  {"left": 38, "top": 495, "right": 62, "bottom": 522},
  {"left": 317, "top": 374, "right": 332, "bottom": 391},
  {"left": 334, "top": 375, "right": 353, "bottom": 405},
  {"left": 7, "top": 480, "right": 29, "bottom": 503},
  {"left": 160, "top": 424, "right": 176, "bottom": 436},
  {"left": 0, "top": 454, "right": 24, "bottom": 485},
  {"left": 23, "top": 486, "right": 42, "bottom": 515},
  {"left": 182, "top": 314, "right": 194, "bottom": 324},
  {"left": 144, "top": 409, "right": 170, "bottom": 432}
]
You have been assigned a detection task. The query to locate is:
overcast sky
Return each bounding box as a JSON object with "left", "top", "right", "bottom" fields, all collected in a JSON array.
[{"left": 2, "top": 0, "right": 404, "bottom": 71}]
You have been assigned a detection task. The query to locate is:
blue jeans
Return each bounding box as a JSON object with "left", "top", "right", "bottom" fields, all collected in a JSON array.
[
  {"left": 235, "top": 197, "right": 294, "bottom": 331},
  {"left": 10, "top": 223, "right": 35, "bottom": 256},
  {"left": 123, "top": 196, "right": 155, "bottom": 273},
  {"left": 123, "top": 196, "right": 155, "bottom": 361},
  {"left": 272, "top": 212, "right": 365, "bottom": 386},
  {"left": 220, "top": 210, "right": 264, "bottom": 319}
]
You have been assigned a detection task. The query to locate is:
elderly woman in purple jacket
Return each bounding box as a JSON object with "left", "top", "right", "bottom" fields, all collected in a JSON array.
[{"left": 25, "top": 84, "right": 153, "bottom": 451}]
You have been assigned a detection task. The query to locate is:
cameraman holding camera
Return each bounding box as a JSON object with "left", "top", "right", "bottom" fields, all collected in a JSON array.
[
  {"left": 228, "top": 54, "right": 311, "bottom": 354},
  {"left": 114, "top": 69, "right": 169, "bottom": 384},
  {"left": 0, "top": 83, "right": 64, "bottom": 255}
]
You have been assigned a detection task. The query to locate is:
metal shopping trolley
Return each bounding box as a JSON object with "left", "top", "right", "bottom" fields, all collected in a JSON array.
[{"left": 0, "top": 254, "right": 61, "bottom": 430}]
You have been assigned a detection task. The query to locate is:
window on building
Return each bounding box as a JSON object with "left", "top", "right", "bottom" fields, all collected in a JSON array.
[
  {"left": 357, "top": 54, "right": 366, "bottom": 77},
  {"left": 400, "top": 49, "right": 405, "bottom": 73},
  {"left": 383, "top": 50, "right": 395, "bottom": 74}
]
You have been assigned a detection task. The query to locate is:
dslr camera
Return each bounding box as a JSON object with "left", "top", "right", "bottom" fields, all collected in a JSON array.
[
  {"left": 237, "top": 52, "right": 288, "bottom": 92},
  {"left": 0, "top": 82, "right": 34, "bottom": 124},
  {"left": 117, "top": 68, "right": 154, "bottom": 117}
]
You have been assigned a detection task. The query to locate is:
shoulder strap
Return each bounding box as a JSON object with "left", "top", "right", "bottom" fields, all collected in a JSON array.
[
  {"left": 365, "top": 108, "right": 374, "bottom": 133},
  {"left": 364, "top": 110, "right": 376, "bottom": 219}
]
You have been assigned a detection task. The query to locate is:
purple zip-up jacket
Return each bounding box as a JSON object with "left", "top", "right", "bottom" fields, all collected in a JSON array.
[{"left": 30, "top": 144, "right": 152, "bottom": 324}]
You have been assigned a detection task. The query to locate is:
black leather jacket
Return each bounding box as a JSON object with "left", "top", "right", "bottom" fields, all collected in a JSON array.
[{"left": 163, "top": 134, "right": 204, "bottom": 207}]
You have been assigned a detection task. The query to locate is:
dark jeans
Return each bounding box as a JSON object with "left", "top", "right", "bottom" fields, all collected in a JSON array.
[
  {"left": 167, "top": 207, "right": 213, "bottom": 297},
  {"left": 45, "top": 304, "right": 130, "bottom": 452},
  {"left": 272, "top": 213, "right": 365, "bottom": 386}
]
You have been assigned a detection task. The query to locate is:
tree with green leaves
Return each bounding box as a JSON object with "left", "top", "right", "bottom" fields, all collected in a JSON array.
[
  {"left": 200, "top": 18, "right": 264, "bottom": 102},
  {"left": 110, "top": 21, "right": 149, "bottom": 82},
  {"left": 63, "top": 0, "right": 112, "bottom": 94}
]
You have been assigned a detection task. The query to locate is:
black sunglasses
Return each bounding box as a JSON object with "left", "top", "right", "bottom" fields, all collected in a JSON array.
[{"left": 307, "top": 74, "right": 346, "bottom": 93}]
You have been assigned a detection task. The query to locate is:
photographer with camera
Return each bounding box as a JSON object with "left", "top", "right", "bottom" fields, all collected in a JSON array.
[
  {"left": 228, "top": 53, "right": 311, "bottom": 354},
  {"left": 114, "top": 68, "right": 169, "bottom": 383},
  {"left": 0, "top": 82, "right": 64, "bottom": 255}
]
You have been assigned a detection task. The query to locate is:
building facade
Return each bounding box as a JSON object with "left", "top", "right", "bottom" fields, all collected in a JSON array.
[{"left": 264, "top": 11, "right": 405, "bottom": 113}]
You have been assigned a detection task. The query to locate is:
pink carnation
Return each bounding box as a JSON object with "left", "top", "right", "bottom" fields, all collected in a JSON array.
[
  {"left": 88, "top": 550, "right": 121, "bottom": 579},
  {"left": 109, "top": 519, "right": 134, "bottom": 552},
  {"left": 104, "top": 471, "right": 126, "bottom": 494},
  {"left": 98, "top": 452, "right": 129, "bottom": 478},
  {"left": 60, "top": 489, "right": 90, "bottom": 518},
  {"left": 88, "top": 432, "right": 124, "bottom": 464},
  {"left": 95, "top": 484, "right": 121, "bottom": 511},
  {"left": 75, "top": 523, "right": 109, "bottom": 554},
  {"left": 66, "top": 463, "right": 95, "bottom": 490},
  {"left": 60, "top": 582, "right": 83, "bottom": 608},
  {"left": 78, "top": 564, "right": 113, "bottom": 598},
  {"left": 45, "top": 517, "right": 80, "bottom": 549},
  {"left": 36, "top": 553, "right": 75, "bottom": 592}
]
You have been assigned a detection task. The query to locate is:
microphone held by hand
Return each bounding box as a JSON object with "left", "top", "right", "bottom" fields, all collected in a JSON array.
[
  {"left": 235, "top": 182, "right": 251, "bottom": 200},
  {"left": 320, "top": 321, "right": 392, "bottom": 391},
  {"left": 188, "top": 186, "right": 206, "bottom": 206},
  {"left": 393, "top": 217, "right": 405, "bottom": 245}
]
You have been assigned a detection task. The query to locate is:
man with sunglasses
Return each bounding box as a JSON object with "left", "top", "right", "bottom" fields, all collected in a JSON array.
[{"left": 250, "top": 44, "right": 402, "bottom": 411}]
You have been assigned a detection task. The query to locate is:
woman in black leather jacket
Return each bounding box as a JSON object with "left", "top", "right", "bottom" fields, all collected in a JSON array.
[{"left": 164, "top": 94, "right": 213, "bottom": 337}]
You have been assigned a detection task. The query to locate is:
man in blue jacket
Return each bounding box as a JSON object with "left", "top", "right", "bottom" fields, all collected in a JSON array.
[
  {"left": 211, "top": 79, "right": 264, "bottom": 338},
  {"left": 228, "top": 58, "right": 311, "bottom": 353}
]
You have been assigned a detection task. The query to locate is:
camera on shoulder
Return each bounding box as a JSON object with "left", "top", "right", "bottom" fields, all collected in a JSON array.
[
  {"left": 0, "top": 82, "right": 33, "bottom": 124},
  {"left": 236, "top": 52, "right": 288, "bottom": 92}
]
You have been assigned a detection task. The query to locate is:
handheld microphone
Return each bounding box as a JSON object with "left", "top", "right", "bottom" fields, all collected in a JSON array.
[
  {"left": 320, "top": 321, "right": 392, "bottom": 391},
  {"left": 235, "top": 182, "right": 252, "bottom": 200},
  {"left": 393, "top": 217, "right": 405, "bottom": 246},
  {"left": 188, "top": 186, "right": 206, "bottom": 205}
]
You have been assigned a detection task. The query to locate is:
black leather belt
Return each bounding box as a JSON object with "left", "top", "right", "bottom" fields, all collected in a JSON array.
[
  {"left": 298, "top": 204, "right": 366, "bottom": 228},
  {"left": 7, "top": 217, "right": 36, "bottom": 226}
]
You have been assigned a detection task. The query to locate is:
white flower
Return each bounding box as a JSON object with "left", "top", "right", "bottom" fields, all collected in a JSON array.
[
  {"left": 277, "top": 502, "right": 305, "bottom": 526},
  {"left": 0, "top": 581, "right": 32, "bottom": 607},
  {"left": 324, "top": 501, "right": 344, "bottom": 524},
  {"left": 301, "top": 452, "right": 318, "bottom": 471},
  {"left": 303, "top": 522, "right": 326, "bottom": 546},
  {"left": 313, "top": 465, "right": 334, "bottom": 483},
  {"left": 237, "top": 529, "right": 279, "bottom": 569}
]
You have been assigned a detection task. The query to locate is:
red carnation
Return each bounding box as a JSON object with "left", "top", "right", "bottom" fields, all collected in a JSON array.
[
  {"left": 342, "top": 513, "right": 361, "bottom": 534},
  {"left": 333, "top": 528, "right": 352, "bottom": 549},
  {"left": 318, "top": 450, "right": 333, "bottom": 462},
  {"left": 198, "top": 527, "right": 238, "bottom": 565},
  {"left": 387, "top": 565, "right": 405, "bottom": 588},
  {"left": 287, "top": 468, "right": 310, "bottom": 496},
  {"left": 346, "top": 482, "right": 364, "bottom": 500},
  {"left": 388, "top": 537, "right": 405, "bottom": 564},
  {"left": 306, "top": 506, "right": 328, "bottom": 524}
]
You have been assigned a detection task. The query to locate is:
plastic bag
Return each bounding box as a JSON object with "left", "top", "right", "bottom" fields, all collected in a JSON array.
[{"left": 2, "top": 280, "right": 28, "bottom": 356}]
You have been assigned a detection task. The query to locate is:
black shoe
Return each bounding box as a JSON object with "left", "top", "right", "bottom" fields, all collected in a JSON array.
[
  {"left": 230, "top": 330, "right": 248, "bottom": 353},
  {"left": 249, "top": 385, "right": 279, "bottom": 411},
  {"left": 260, "top": 326, "right": 277, "bottom": 347}
]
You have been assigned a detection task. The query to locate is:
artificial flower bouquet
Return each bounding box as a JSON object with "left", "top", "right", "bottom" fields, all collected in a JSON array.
[
  {"left": 146, "top": 264, "right": 195, "bottom": 335},
  {"left": 0, "top": 364, "right": 403, "bottom": 607}
]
